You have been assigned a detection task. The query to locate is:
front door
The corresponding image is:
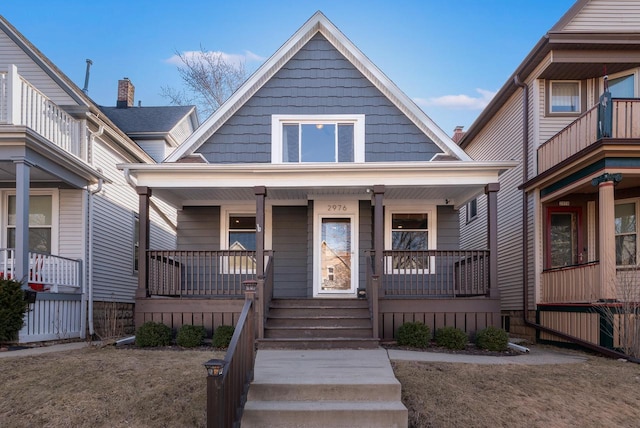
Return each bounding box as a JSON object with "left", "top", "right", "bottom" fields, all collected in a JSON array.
[{"left": 314, "top": 201, "right": 358, "bottom": 297}]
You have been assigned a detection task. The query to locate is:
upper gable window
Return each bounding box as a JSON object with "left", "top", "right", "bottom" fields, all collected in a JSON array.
[
  {"left": 549, "top": 81, "right": 581, "bottom": 114},
  {"left": 271, "top": 115, "right": 365, "bottom": 163}
]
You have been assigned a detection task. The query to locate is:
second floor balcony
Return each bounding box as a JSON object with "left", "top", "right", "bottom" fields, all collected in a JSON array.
[
  {"left": 0, "top": 65, "right": 87, "bottom": 161},
  {"left": 538, "top": 98, "right": 640, "bottom": 174}
]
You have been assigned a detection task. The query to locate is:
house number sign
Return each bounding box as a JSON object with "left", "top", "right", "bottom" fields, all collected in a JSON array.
[{"left": 327, "top": 204, "right": 349, "bottom": 212}]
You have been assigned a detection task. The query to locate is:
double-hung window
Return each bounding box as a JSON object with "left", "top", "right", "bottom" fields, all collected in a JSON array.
[
  {"left": 272, "top": 115, "right": 365, "bottom": 163},
  {"left": 549, "top": 81, "right": 581, "bottom": 114},
  {"left": 7, "top": 194, "right": 53, "bottom": 253},
  {"left": 615, "top": 202, "right": 637, "bottom": 266}
]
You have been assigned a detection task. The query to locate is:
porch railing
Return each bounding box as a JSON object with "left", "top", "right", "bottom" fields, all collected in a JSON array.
[
  {"left": 147, "top": 250, "right": 272, "bottom": 297},
  {"left": 376, "top": 249, "right": 490, "bottom": 297},
  {"left": 540, "top": 262, "right": 600, "bottom": 303},
  {"left": 0, "top": 67, "right": 86, "bottom": 161},
  {"left": 259, "top": 256, "right": 274, "bottom": 340},
  {"left": 205, "top": 284, "right": 256, "bottom": 428},
  {"left": 538, "top": 99, "right": 640, "bottom": 173},
  {"left": 0, "top": 248, "right": 82, "bottom": 292},
  {"left": 365, "top": 254, "right": 379, "bottom": 338}
]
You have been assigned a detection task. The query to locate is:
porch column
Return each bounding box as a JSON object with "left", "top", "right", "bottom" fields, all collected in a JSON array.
[
  {"left": 14, "top": 158, "right": 32, "bottom": 285},
  {"left": 373, "top": 185, "right": 385, "bottom": 277},
  {"left": 254, "top": 186, "right": 266, "bottom": 278},
  {"left": 137, "top": 186, "right": 151, "bottom": 298},
  {"left": 485, "top": 183, "right": 500, "bottom": 298},
  {"left": 592, "top": 173, "right": 621, "bottom": 300}
]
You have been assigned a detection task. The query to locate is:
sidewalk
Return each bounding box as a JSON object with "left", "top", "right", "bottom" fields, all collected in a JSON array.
[{"left": 0, "top": 341, "right": 89, "bottom": 358}]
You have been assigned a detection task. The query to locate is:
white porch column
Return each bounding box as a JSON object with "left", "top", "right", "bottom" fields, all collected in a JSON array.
[
  {"left": 593, "top": 173, "right": 620, "bottom": 300},
  {"left": 14, "top": 158, "right": 32, "bottom": 284},
  {"left": 7, "top": 64, "right": 21, "bottom": 126}
]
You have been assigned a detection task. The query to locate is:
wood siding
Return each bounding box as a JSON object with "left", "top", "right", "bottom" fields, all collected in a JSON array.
[
  {"left": 562, "top": 0, "right": 640, "bottom": 32},
  {"left": 0, "top": 31, "right": 76, "bottom": 105},
  {"left": 196, "top": 34, "right": 442, "bottom": 163},
  {"left": 177, "top": 206, "right": 220, "bottom": 250},
  {"left": 538, "top": 310, "right": 599, "bottom": 344},
  {"left": 272, "top": 206, "right": 308, "bottom": 298}
]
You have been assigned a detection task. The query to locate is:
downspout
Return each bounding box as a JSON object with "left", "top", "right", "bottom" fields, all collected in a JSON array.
[{"left": 513, "top": 76, "right": 640, "bottom": 363}]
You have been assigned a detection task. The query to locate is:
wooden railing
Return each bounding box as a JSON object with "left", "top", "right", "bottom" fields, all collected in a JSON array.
[
  {"left": 540, "top": 262, "right": 600, "bottom": 303},
  {"left": 259, "top": 257, "right": 274, "bottom": 340},
  {"left": 538, "top": 99, "right": 640, "bottom": 173},
  {"left": 0, "top": 248, "right": 82, "bottom": 292},
  {"left": 205, "top": 284, "right": 256, "bottom": 428},
  {"left": 365, "top": 254, "right": 379, "bottom": 338},
  {"left": 0, "top": 66, "right": 86, "bottom": 161},
  {"left": 147, "top": 250, "right": 273, "bottom": 297},
  {"left": 379, "top": 249, "right": 490, "bottom": 297}
]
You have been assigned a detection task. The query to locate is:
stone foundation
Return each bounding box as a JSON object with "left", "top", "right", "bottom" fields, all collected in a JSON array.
[{"left": 92, "top": 301, "right": 135, "bottom": 339}]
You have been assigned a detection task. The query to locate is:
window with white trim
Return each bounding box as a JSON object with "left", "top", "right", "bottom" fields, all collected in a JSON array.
[
  {"left": 7, "top": 194, "right": 54, "bottom": 253},
  {"left": 271, "top": 115, "right": 365, "bottom": 163},
  {"left": 224, "top": 212, "right": 256, "bottom": 273},
  {"left": 549, "top": 81, "right": 581, "bottom": 113},
  {"left": 385, "top": 207, "right": 436, "bottom": 273},
  {"left": 615, "top": 201, "right": 637, "bottom": 266}
]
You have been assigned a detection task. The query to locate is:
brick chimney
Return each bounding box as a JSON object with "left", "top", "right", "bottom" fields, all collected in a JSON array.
[
  {"left": 452, "top": 125, "right": 466, "bottom": 144},
  {"left": 117, "top": 78, "right": 135, "bottom": 108}
]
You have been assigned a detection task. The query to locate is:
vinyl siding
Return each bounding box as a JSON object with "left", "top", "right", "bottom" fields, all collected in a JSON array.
[
  {"left": 0, "top": 31, "right": 76, "bottom": 105},
  {"left": 171, "top": 117, "right": 196, "bottom": 145},
  {"left": 562, "top": 0, "right": 640, "bottom": 32},
  {"left": 58, "top": 189, "right": 84, "bottom": 260},
  {"left": 359, "top": 200, "right": 373, "bottom": 290},
  {"left": 137, "top": 140, "right": 167, "bottom": 163},
  {"left": 196, "top": 34, "right": 441, "bottom": 163},
  {"left": 272, "top": 206, "right": 308, "bottom": 298},
  {"left": 436, "top": 205, "right": 460, "bottom": 250},
  {"left": 176, "top": 206, "right": 220, "bottom": 250}
]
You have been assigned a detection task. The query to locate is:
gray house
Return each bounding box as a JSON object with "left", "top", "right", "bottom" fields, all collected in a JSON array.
[{"left": 121, "top": 12, "right": 515, "bottom": 346}]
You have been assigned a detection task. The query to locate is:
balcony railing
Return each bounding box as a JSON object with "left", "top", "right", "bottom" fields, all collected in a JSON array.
[
  {"left": 375, "top": 249, "right": 490, "bottom": 297},
  {"left": 0, "top": 248, "right": 82, "bottom": 293},
  {"left": 540, "top": 262, "right": 599, "bottom": 303},
  {"left": 0, "top": 66, "right": 86, "bottom": 161},
  {"left": 538, "top": 99, "right": 640, "bottom": 173},
  {"left": 147, "top": 250, "right": 272, "bottom": 297}
]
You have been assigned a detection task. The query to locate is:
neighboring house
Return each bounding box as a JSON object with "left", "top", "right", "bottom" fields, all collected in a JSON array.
[
  {"left": 120, "top": 12, "right": 514, "bottom": 345},
  {"left": 0, "top": 16, "right": 185, "bottom": 343},
  {"left": 459, "top": 0, "right": 640, "bottom": 352}
]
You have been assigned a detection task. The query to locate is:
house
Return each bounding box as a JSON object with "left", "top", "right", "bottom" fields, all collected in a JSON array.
[
  {"left": 0, "top": 15, "right": 191, "bottom": 343},
  {"left": 459, "top": 0, "right": 640, "bottom": 354},
  {"left": 120, "top": 11, "right": 515, "bottom": 346}
]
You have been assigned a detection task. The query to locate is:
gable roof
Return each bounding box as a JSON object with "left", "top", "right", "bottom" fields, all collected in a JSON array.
[
  {"left": 460, "top": 0, "right": 640, "bottom": 148},
  {"left": 166, "top": 11, "right": 471, "bottom": 162},
  {"left": 99, "top": 105, "right": 196, "bottom": 134}
]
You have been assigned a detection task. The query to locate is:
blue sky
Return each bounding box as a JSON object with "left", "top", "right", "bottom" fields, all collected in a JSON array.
[{"left": 2, "top": 0, "right": 576, "bottom": 136}]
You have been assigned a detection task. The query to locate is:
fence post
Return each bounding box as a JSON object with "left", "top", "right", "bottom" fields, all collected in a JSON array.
[
  {"left": 204, "top": 359, "right": 228, "bottom": 428},
  {"left": 244, "top": 279, "right": 259, "bottom": 338},
  {"left": 371, "top": 275, "right": 379, "bottom": 339}
]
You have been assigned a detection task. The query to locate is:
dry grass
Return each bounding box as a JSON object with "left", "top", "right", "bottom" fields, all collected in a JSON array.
[
  {"left": 393, "top": 353, "right": 640, "bottom": 428},
  {"left": 1, "top": 346, "right": 640, "bottom": 428}
]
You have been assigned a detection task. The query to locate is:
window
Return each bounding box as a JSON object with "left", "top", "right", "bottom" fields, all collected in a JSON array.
[
  {"left": 549, "top": 81, "right": 581, "bottom": 113},
  {"left": 227, "top": 214, "right": 256, "bottom": 273},
  {"left": 608, "top": 73, "right": 635, "bottom": 98},
  {"left": 133, "top": 214, "right": 139, "bottom": 273},
  {"left": 546, "top": 207, "right": 582, "bottom": 269},
  {"left": 615, "top": 202, "right": 637, "bottom": 266},
  {"left": 7, "top": 195, "right": 53, "bottom": 253},
  {"left": 466, "top": 198, "right": 478, "bottom": 223},
  {"left": 385, "top": 209, "right": 436, "bottom": 273},
  {"left": 271, "top": 115, "right": 365, "bottom": 163}
]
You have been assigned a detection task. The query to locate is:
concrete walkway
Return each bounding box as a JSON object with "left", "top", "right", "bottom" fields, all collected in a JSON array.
[{"left": 0, "top": 341, "right": 89, "bottom": 358}]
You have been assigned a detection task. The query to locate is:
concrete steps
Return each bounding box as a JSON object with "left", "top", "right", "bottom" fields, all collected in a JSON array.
[
  {"left": 259, "top": 298, "right": 379, "bottom": 349},
  {"left": 241, "top": 349, "right": 408, "bottom": 428}
]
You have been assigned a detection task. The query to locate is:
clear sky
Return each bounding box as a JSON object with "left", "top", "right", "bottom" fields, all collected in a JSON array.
[{"left": 2, "top": 0, "right": 576, "bottom": 136}]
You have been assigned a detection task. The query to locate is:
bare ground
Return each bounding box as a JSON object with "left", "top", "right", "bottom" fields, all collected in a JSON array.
[{"left": 0, "top": 345, "right": 639, "bottom": 427}]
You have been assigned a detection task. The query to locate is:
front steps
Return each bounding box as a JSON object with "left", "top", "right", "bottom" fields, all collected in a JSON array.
[
  {"left": 258, "top": 298, "right": 379, "bottom": 349},
  {"left": 241, "top": 349, "right": 408, "bottom": 428}
]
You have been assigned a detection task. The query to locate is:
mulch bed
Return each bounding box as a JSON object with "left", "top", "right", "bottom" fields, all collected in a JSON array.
[{"left": 382, "top": 341, "right": 521, "bottom": 357}]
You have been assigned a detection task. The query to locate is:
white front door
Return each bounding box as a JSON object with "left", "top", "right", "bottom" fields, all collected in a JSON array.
[{"left": 313, "top": 201, "right": 358, "bottom": 297}]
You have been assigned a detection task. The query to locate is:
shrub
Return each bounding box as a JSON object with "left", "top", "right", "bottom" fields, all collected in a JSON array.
[
  {"left": 212, "top": 325, "right": 235, "bottom": 348},
  {"left": 176, "top": 325, "right": 206, "bottom": 348},
  {"left": 396, "top": 321, "right": 431, "bottom": 348},
  {"left": 475, "top": 326, "right": 509, "bottom": 352},
  {"left": 135, "top": 321, "right": 172, "bottom": 347},
  {"left": 434, "top": 326, "right": 468, "bottom": 350},
  {"left": 0, "top": 278, "right": 28, "bottom": 343}
]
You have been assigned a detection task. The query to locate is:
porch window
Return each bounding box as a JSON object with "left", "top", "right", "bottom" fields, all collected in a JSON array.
[
  {"left": 227, "top": 215, "right": 256, "bottom": 273},
  {"left": 466, "top": 198, "right": 478, "bottom": 223},
  {"left": 271, "top": 115, "right": 365, "bottom": 163},
  {"left": 608, "top": 73, "right": 635, "bottom": 98},
  {"left": 390, "top": 213, "right": 430, "bottom": 273},
  {"left": 549, "top": 81, "right": 580, "bottom": 113},
  {"left": 615, "top": 202, "right": 637, "bottom": 266},
  {"left": 7, "top": 195, "right": 52, "bottom": 253},
  {"left": 546, "top": 207, "right": 582, "bottom": 269}
]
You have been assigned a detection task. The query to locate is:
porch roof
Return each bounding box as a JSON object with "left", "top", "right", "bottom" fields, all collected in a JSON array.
[{"left": 119, "top": 160, "right": 516, "bottom": 209}]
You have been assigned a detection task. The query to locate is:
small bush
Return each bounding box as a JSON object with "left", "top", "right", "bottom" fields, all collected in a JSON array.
[
  {"left": 434, "top": 326, "right": 468, "bottom": 350},
  {"left": 212, "top": 325, "right": 235, "bottom": 348},
  {"left": 176, "top": 325, "right": 206, "bottom": 348},
  {"left": 475, "top": 326, "right": 509, "bottom": 351},
  {"left": 135, "top": 321, "right": 172, "bottom": 347},
  {"left": 396, "top": 321, "right": 431, "bottom": 348},
  {"left": 0, "top": 278, "right": 28, "bottom": 343}
]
